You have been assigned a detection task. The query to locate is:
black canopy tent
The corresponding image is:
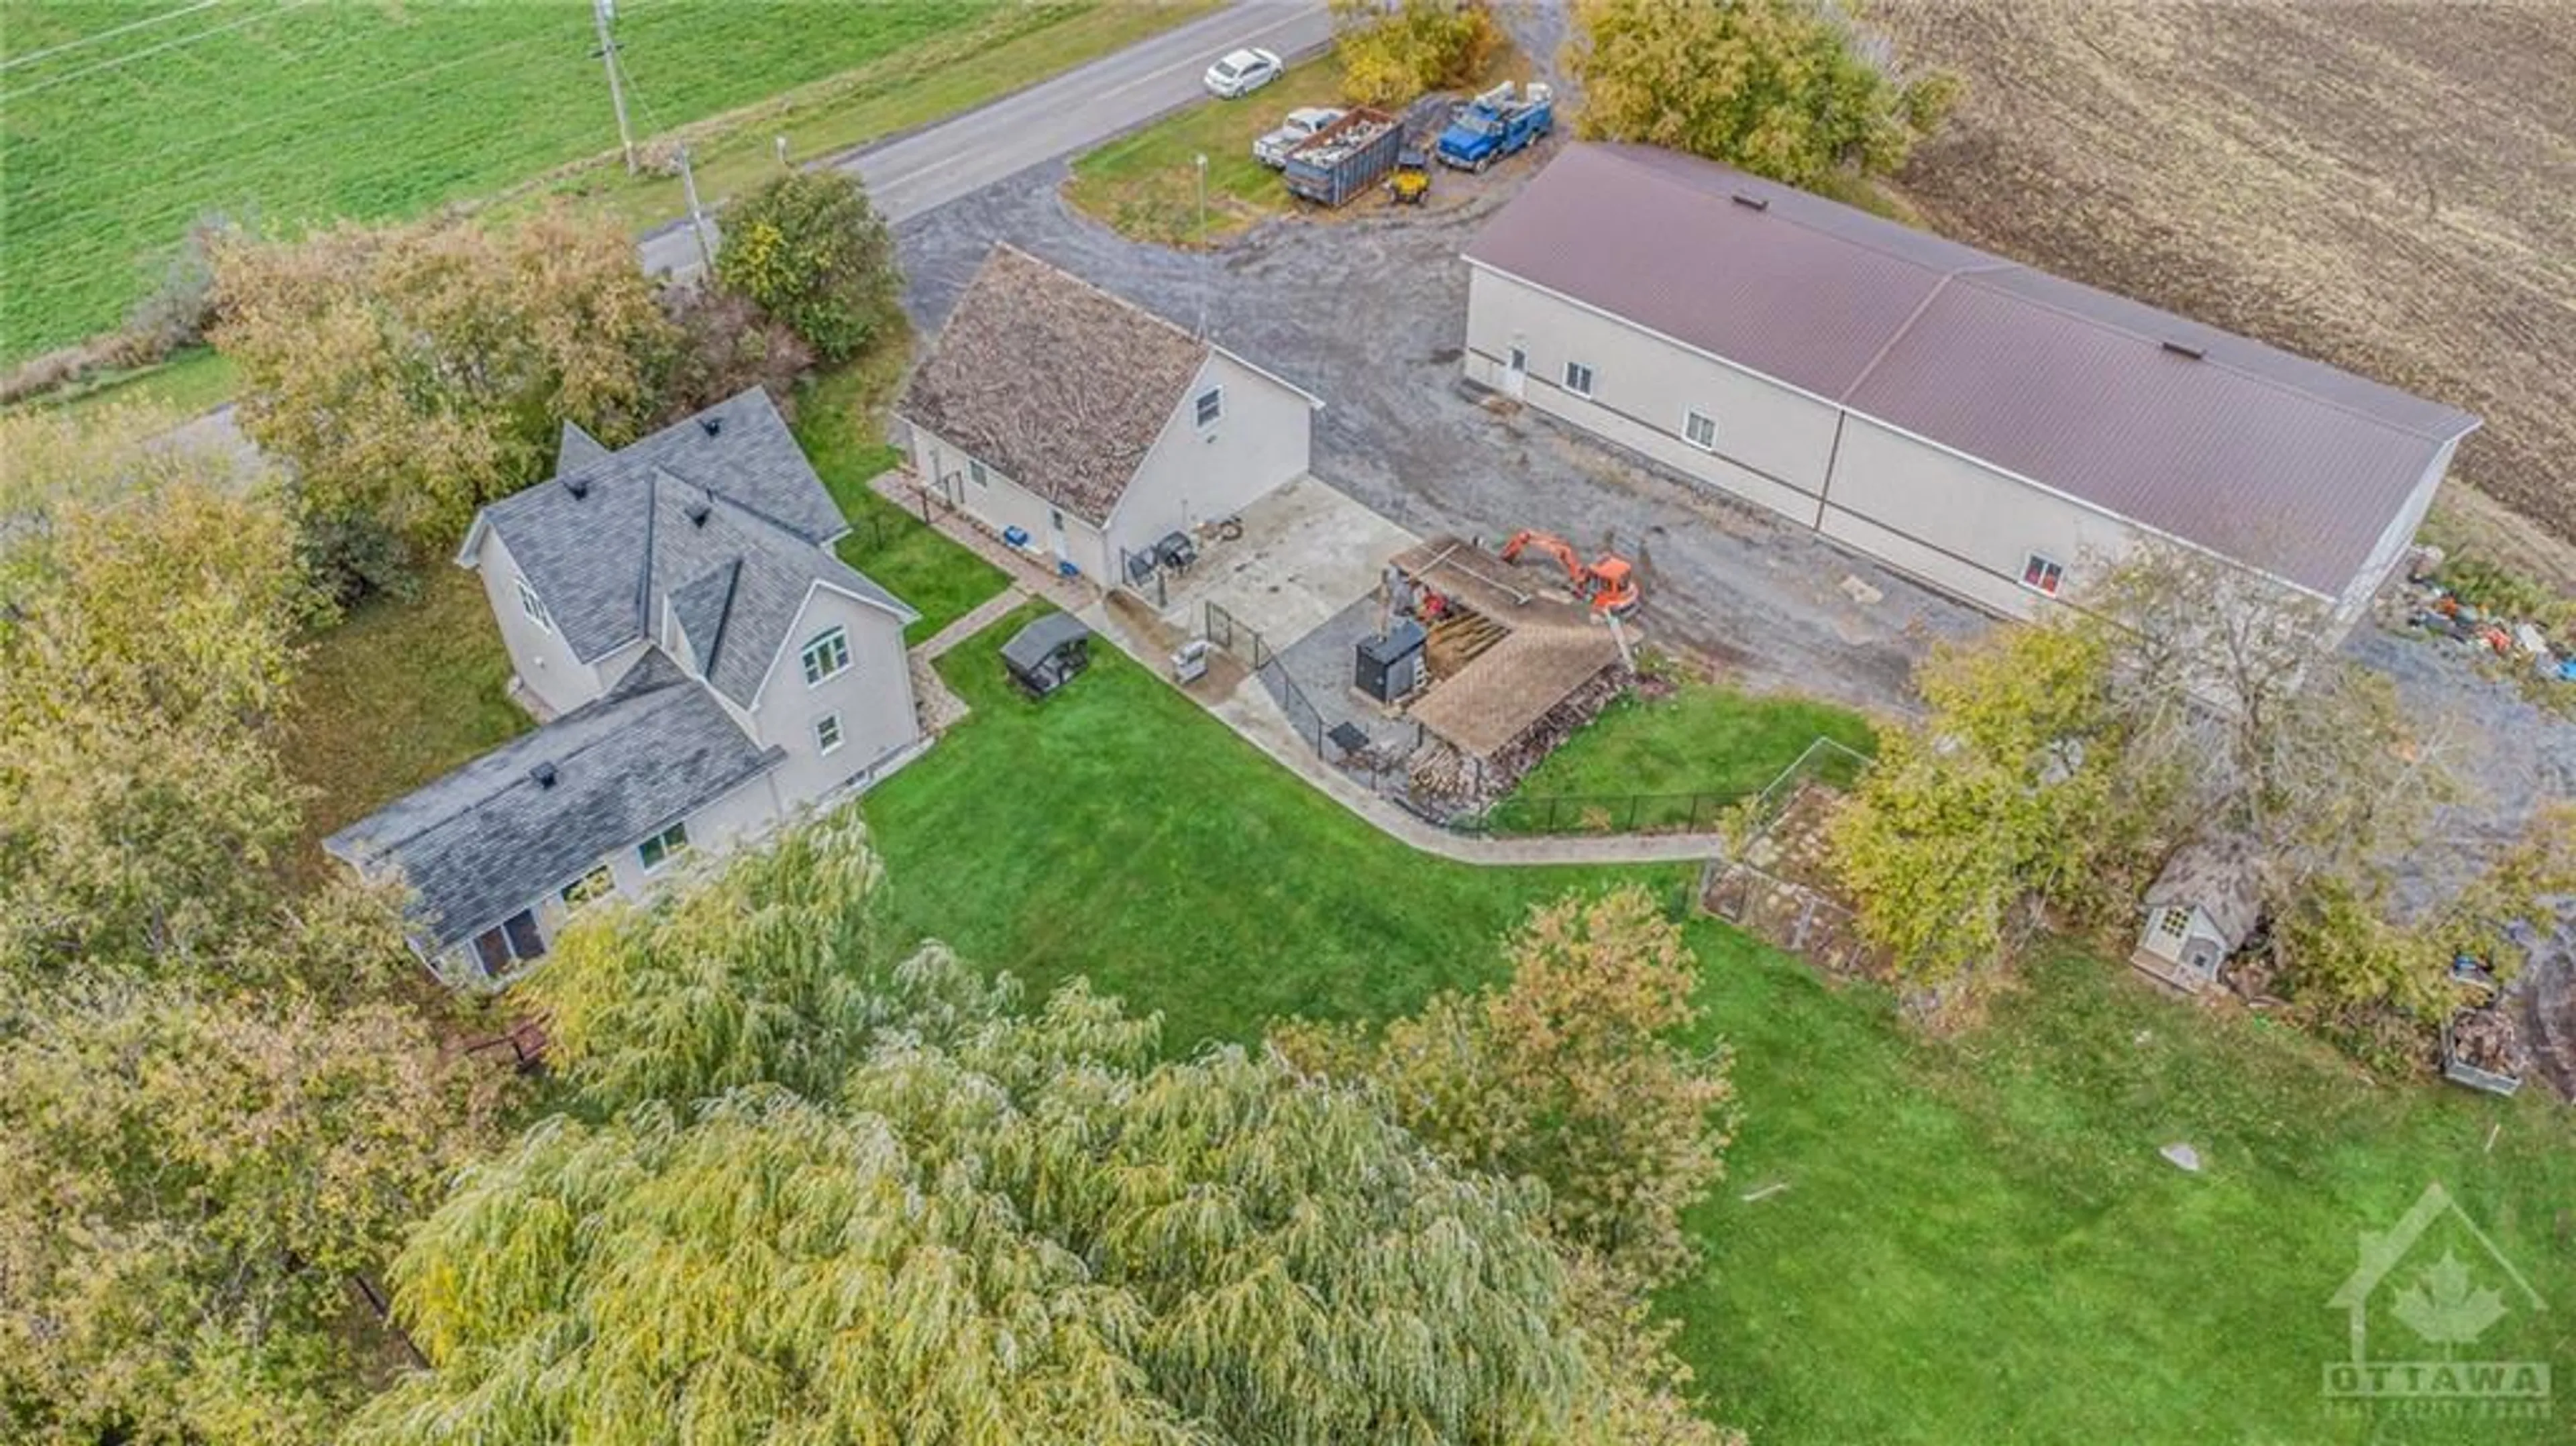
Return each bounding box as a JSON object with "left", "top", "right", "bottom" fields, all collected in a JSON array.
[{"left": 1000, "top": 613, "right": 1093, "bottom": 698}]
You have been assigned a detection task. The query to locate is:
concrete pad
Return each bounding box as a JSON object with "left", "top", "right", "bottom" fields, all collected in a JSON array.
[{"left": 1156, "top": 474, "right": 1419, "bottom": 648}]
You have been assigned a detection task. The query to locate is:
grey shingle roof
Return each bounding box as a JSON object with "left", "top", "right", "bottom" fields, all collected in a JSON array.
[
  {"left": 1466, "top": 144, "right": 2481, "bottom": 596},
  {"left": 471, "top": 389, "right": 911, "bottom": 707},
  {"left": 2146, "top": 835, "right": 2263, "bottom": 945},
  {"left": 898, "top": 244, "right": 1210, "bottom": 527},
  {"left": 322, "top": 652, "right": 785, "bottom": 953}
]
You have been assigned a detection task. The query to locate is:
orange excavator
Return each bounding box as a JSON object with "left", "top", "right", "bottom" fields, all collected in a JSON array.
[{"left": 1499, "top": 529, "right": 1640, "bottom": 618}]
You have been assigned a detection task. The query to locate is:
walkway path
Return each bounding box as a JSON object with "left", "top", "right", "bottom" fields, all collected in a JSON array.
[
  {"left": 903, "top": 584, "right": 1032, "bottom": 736},
  {"left": 879, "top": 469, "right": 1725, "bottom": 869}
]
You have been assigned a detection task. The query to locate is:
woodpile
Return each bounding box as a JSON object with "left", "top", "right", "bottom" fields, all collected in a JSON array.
[
  {"left": 1407, "top": 663, "right": 1630, "bottom": 809},
  {"left": 2449, "top": 1006, "right": 2533, "bottom": 1079}
]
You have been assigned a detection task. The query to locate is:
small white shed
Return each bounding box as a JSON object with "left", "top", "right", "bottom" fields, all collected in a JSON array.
[{"left": 2133, "top": 836, "right": 2263, "bottom": 991}]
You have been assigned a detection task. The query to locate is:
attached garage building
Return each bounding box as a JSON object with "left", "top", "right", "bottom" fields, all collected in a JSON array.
[{"left": 1461, "top": 144, "right": 2479, "bottom": 634}]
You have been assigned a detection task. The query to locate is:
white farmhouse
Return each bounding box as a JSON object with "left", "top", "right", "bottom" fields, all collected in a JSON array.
[
  {"left": 1460, "top": 144, "right": 2479, "bottom": 636},
  {"left": 326, "top": 390, "right": 923, "bottom": 983},
  {"left": 898, "top": 243, "right": 1320, "bottom": 586}
]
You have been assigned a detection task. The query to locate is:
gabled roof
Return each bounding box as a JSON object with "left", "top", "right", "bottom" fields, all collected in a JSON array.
[
  {"left": 1465, "top": 144, "right": 2481, "bottom": 596},
  {"left": 322, "top": 653, "right": 785, "bottom": 953},
  {"left": 463, "top": 390, "right": 912, "bottom": 708},
  {"left": 898, "top": 244, "right": 1212, "bottom": 527},
  {"left": 2145, "top": 834, "right": 2264, "bottom": 945}
]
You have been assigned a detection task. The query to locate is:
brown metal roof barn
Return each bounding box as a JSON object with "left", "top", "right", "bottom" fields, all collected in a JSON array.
[{"left": 1460, "top": 144, "right": 2479, "bottom": 626}]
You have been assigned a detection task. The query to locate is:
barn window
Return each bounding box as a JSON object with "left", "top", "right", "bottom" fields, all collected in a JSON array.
[
  {"left": 1684, "top": 409, "right": 1718, "bottom": 451},
  {"left": 1195, "top": 386, "right": 1225, "bottom": 428},
  {"left": 1507, "top": 344, "right": 1527, "bottom": 374},
  {"left": 2021, "top": 553, "right": 2065, "bottom": 597},
  {"left": 517, "top": 576, "right": 552, "bottom": 632},
  {"left": 800, "top": 626, "right": 850, "bottom": 686},
  {"left": 1563, "top": 361, "right": 1595, "bottom": 397},
  {"left": 814, "top": 712, "right": 845, "bottom": 755},
  {"left": 969, "top": 459, "right": 989, "bottom": 488},
  {"left": 637, "top": 821, "right": 690, "bottom": 873},
  {"left": 2157, "top": 906, "right": 2191, "bottom": 939}
]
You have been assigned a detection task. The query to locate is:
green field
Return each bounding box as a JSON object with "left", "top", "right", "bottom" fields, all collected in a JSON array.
[
  {"left": 861, "top": 609, "right": 2576, "bottom": 1443},
  {"left": 0, "top": 1, "right": 1131, "bottom": 361}
]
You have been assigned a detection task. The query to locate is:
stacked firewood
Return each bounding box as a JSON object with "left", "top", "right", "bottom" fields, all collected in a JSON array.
[
  {"left": 2450, "top": 1006, "right": 2534, "bottom": 1078},
  {"left": 1408, "top": 665, "right": 1631, "bottom": 807}
]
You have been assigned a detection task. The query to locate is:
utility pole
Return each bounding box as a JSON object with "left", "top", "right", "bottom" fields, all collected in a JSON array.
[
  {"left": 677, "top": 144, "right": 716, "bottom": 272},
  {"left": 592, "top": 0, "right": 635, "bottom": 175},
  {"left": 1193, "top": 152, "right": 1208, "bottom": 337}
]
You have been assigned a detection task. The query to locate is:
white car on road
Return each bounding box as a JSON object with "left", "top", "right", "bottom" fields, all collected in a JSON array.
[
  {"left": 1254, "top": 106, "right": 1344, "bottom": 167},
  {"left": 1203, "top": 47, "right": 1283, "bottom": 99}
]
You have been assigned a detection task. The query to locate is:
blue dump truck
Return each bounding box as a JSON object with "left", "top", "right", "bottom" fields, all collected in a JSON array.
[
  {"left": 1283, "top": 106, "right": 1405, "bottom": 207},
  {"left": 1436, "top": 81, "right": 1554, "bottom": 172}
]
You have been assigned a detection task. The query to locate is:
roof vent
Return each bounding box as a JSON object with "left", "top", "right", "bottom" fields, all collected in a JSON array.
[
  {"left": 2161, "top": 339, "right": 2208, "bottom": 360},
  {"left": 530, "top": 763, "right": 559, "bottom": 790},
  {"left": 564, "top": 476, "right": 590, "bottom": 500},
  {"left": 699, "top": 415, "right": 724, "bottom": 438},
  {"left": 685, "top": 499, "right": 711, "bottom": 528},
  {"left": 1730, "top": 192, "right": 1769, "bottom": 211}
]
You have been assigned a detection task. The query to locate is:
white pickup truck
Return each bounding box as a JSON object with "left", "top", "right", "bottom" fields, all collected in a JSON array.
[{"left": 1253, "top": 107, "right": 1345, "bottom": 168}]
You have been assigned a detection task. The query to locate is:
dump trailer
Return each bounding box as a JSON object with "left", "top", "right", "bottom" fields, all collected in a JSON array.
[
  {"left": 1436, "top": 81, "right": 1553, "bottom": 172},
  {"left": 1283, "top": 107, "right": 1404, "bottom": 207}
]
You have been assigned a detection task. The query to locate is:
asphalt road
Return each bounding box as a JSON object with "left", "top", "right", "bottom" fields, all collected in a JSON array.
[{"left": 637, "top": 0, "right": 1332, "bottom": 276}]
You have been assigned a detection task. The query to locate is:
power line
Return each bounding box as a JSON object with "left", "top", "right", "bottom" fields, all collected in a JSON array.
[
  {"left": 0, "top": 0, "right": 321, "bottom": 105},
  {"left": 0, "top": 0, "right": 233, "bottom": 75}
]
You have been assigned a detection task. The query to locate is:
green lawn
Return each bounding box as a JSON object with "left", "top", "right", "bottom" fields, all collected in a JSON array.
[
  {"left": 794, "top": 345, "right": 1008, "bottom": 643},
  {"left": 1065, "top": 56, "right": 1353, "bottom": 246},
  {"left": 1, "top": 1, "right": 1193, "bottom": 361},
  {"left": 861, "top": 606, "right": 2576, "bottom": 1443},
  {"left": 1491, "top": 676, "right": 1879, "bottom": 832},
  {"left": 280, "top": 565, "right": 527, "bottom": 884}
]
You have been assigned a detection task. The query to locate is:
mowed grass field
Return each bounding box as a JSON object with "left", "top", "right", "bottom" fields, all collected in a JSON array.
[
  {"left": 0, "top": 1, "right": 1073, "bottom": 360},
  {"left": 862, "top": 611, "right": 2576, "bottom": 1443}
]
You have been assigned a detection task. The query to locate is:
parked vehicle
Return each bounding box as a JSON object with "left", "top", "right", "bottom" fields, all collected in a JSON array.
[
  {"left": 1283, "top": 107, "right": 1403, "bottom": 207},
  {"left": 1387, "top": 148, "right": 1432, "bottom": 205},
  {"left": 1254, "top": 106, "right": 1345, "bottom": 167},
  {"left": 1202, "top": 47, "right": 1283, "bottom": 98},
  {"left": 1436, "top": 80, "right": 1554, "bottom": 172}
]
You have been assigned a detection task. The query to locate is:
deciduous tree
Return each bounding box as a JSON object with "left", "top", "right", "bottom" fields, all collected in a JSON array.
[
  {"left": 212, "top": 209, "right": 675, "bottom": 550},
  {"left": 1, "top": 416, "right": 325, "bottom": 976},
  {"left": 712, "top": 170, "right": 900, "bottom": 364},
  {"left": 1276, "top": 885, "right": 1735, "bottom": 1291},
  {"left": 1332, "top": 0, "right": 1501, "bottom": 107},
  {"left": 1569, "top": 0, "right": 1957, "bottom": 187}
]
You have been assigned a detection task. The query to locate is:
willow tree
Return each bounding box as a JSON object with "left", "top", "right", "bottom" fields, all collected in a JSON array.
[{"left": 362, "top": 816, "right": 1731, "bottom": 1445}]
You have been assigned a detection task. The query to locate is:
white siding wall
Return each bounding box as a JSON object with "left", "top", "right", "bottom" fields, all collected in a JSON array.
[
  {"left": 910, "top": 423, "right": 1111, "bottom": 581},
  {"left": 1462, "top": 266, "right": 1839, "bottom": 524},
  {"left": 468, "top": 530, "right": 610, "bottom": 714},
  {"left": 748, "top": 587, "right": 922, "bottom": 805},
  {"left": 1105, "top": 352, "right": 1313, "bottom": 569}
]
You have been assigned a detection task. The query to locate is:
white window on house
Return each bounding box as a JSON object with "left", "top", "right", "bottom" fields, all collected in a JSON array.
[
  {"left": 1194, "top": 386, "right": 1224, "bottom": 429},
  {"left": 1563, "top": 361, "right": 1595, "bottom": 397},
  {"left": 814, "top": 712, "right": 845, "bottom": 755},
  {"left": 1684, "top": 409, "right": 1718, "bottom": 451},
  {"left": 800, "top": 626, "right": 851, "bottom": 686},
  {"left": 517, "top": 576, "right": 552, "bottom": 632},
  {"left": 637, "top": 821, "right": 690, "bottom": 873},
  {"left": 969, "top": 458, "right": 989, "bottom": 488},
  {"left": 2157, "top": 906, "right": 2191, "bottom": 940},
  {"left": 2021, "top": 553, "right": 2066, "bottom": 597},
  {"left": 560, "top": 864, "right": 616, "bottom": 910}
]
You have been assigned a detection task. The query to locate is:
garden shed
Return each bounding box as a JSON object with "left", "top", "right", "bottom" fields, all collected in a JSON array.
[
  {"left": 1002, "top": 613, "right": 1093, "bottom": 699},
  {"left": 2132, "top": 836, "right": 2263, "bottom": 991}
]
